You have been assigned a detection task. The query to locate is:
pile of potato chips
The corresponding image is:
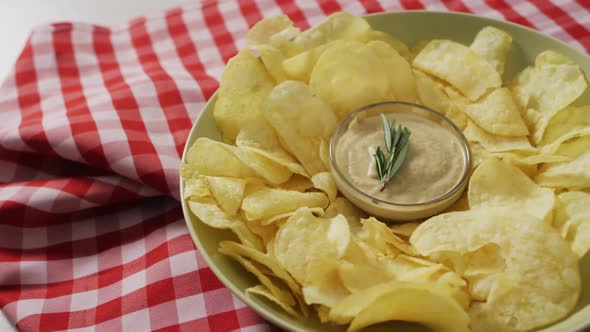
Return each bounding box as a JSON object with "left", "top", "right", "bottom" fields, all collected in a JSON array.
[{"left": 181, "top": 12, "right": 589, "bottom": 332}]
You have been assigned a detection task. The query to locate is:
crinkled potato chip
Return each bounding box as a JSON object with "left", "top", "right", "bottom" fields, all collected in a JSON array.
[
  {"left": 410, "top": 209, "right": 580, "bottom": 332},
  {"left": 540, "top": 105, "right": 590, "bottom": 153},
  {"left": 233, "top": 147, "right": 293, "bottom": 185},
  {"left": 277, "top": 174, "right": 313, "bottom": 192},
  {"left": 414, "top": 69, "right": 453, "bottom": 115},
  {"left": 463, "top": 88, "right": 528, "bottom": 136},
  {"left": 470, "top": 26, "right": 512, "bottom": 76},
  {"left": 290, "top": 12, "right": 371, "bottom": 55},
  {"left": 204, "top": 176, "right": 247, "bottom": 216},
  {"left": 337, "top": 260, "right": 390, "bottom": 294},
  {"left": 469, "top": 158, "right": 555, "bottom": 222},
  {"left": 311, "top": 172, "right": 338, "bottom": 202},
  {"left": 413, "top": 40, "right": 501, "bottom": 101},
  {"left": 260, "top": 207, "right": 325, "bottom": 226},
  {"left": 244, "top": 219, "right": 277, "bottom": 245},
  {"left": 242, "top": 187, "right": 328, "bottom": 221},
  {"left": 554, "top": 191, "right": 590, "bottom": 258},
  {"left": 253, "top": 45, "right": 288, "bottom": 83},
  {"left": 324, "top": 197, "right": 367, "bottom": 232},
  {"left": 236, "top": 121, "right": 308, "bottom": 177},
  {"left": 246, "top": 284, "right": 299, "bottom": 318},
  {"left": 214, "top": 50, "right": 275, "bottom": 141},
  {"left": 536, "top": 136, "right": 590, "bottom": 190},
  {"left": 281, "top": 43, "right": 329, "bottom": 83},
  {"left": 188, "top": 198, "right": 263, "bottom": 250},
  {"left": 509, "top": 50, "right": 588, "bottom": 143},
  {"left": 246, "top": 15, "right": 299, "bottom": 51},
  {"left": 310, "top": 40, "right": 391, "bottom": 118},
  {"left": 182, "top": 175, "right": 209, "bottom": 199},
  {"left": 347, "top": 284, "right": 470, "bottom": 332},
  {"left": 358, "top": 217, "right": 419, "bottom": 257},
  {"left": 352, "top": 29, "right": 411, "bottom": 60},
  {"left": 274, "top": 208, "right": 350, "bottom": 285},
  {"left": 302, "top": 256, "right": 350, "bottom": 307},
  {"left": 263, "top": 80, "right": 338, "bottom": 175},
  {"left": 464, "top": 120, "right": 535, "bottom": 153},
  {"left": 366, "top": 40, "right": 418, "bottom": 102},
  {"left": 185, "top": 138, "right": 258, "bottom": 178}
]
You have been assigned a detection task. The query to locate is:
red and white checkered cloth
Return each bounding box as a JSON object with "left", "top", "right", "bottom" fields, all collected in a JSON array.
[{"left": 0, "top": 0, "right": 588, "bottom": 331}]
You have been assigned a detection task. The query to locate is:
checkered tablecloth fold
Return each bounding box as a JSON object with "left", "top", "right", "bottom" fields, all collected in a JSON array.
[{"left": 0, "top": 0, "right": 588, "bottom": 331}]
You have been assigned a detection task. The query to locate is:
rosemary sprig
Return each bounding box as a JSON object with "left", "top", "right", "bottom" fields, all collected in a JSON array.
[{"left": 374, "top": 113, "right": 411, "bottom": 191}]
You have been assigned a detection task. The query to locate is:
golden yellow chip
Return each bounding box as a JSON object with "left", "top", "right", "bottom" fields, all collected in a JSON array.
[
  {"left": 388, "top": 222, "right": 421, "bottom": 237},
  {"left": 337, "top": 260, "right": 390, "bottom": 293},
  {"left": 241, "top": 187, "right": 328, "bottom": 221},
  {"left": 469, "top": 26, "right": 512, "bottom": 76},
  {"left": 463, "top": 88, "right": 528, "bottom": 136},
  {"left": 358, "top": 217, "right": 419, "bottom": 257},
  {"left": 536, "top": 136, "right": 590, "bottom": 190},
  {"left": 469, "top": 158, "right": 555, "bottom": 223},
  {"left": 310, "top": 40, "right": 390, "bottom": 118},
  {"left": 188, "top": 198, "right": 263, "bottom": 250},
  {"left": 260, "top": 207, "right": 324, "bottom": 226},
  {"left": 277, "top": 174, "right": 313, "bottom": 192},
  {"left": 413, "top": 40, "right": 501, "bottom": 101},
  {"left": 245, "top": 284, "right": 299, "bottom": 318},
  {"left": 413, "top": 69, "right": 453, "bottom": 115},
  {"left": 233, "top": 147, "right": 293, "bottom": 185},
  {"left": 509, "top": 50, "right": 587, "bottom": 143},
  {"left": 302, "top": 256, "right": 350, "bottom": 307},
  {"left": 214, "top": 50, "right": 275, "bottom": 141},
  {"left": 182, "top": 175, "right": 209, "bottom": 200},
  {"left": 263, "top": 80, "right": 338, "bottom": 175},
  {"left": 311, "top": 172, "right": 338, "bottom": 202},
  {"left": 554, "top": 191, "right": 590, "bottom": 258},
  {"left": 252, "top": 45, "right": 288, "bottom": 83},
  {"left": 290, "top": 12, "right": 371, "bottom": 55},
  {"left": 410, "top": 209, "right": 580, "bottom": 332},
  {"left": 539, "top": 105, "right": 590, "bottom": 153},
  {"left": 185, "top": 138, "right": 258, "bottom": 178},
  {"left": 366, "top": 40, "right": 418, "bottom": 102},
  {"left": 324, "top": 197, "right": 367, "bottom": 232},
  {"left": 352, "top": 29, "right": 411, "bottom": 60},
  {"left": 203, "top": 176, "right": 247, "bottom": 216},
  {"left": 281, "top": 43, "right": 329, "bottom": 83},
  {"left": 246, "top": 15, "right": 299, "bottom": 51},
  {"left": 464, "top": 120, "right": 535, "bottom": 153}
]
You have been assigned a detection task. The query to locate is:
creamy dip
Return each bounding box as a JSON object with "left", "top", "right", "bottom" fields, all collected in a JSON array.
[{"left": 335, "top": 112, "right": 466, "bottom": 204}]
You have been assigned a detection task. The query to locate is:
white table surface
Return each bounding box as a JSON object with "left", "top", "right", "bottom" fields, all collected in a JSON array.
[{"left": 0, "top": 1, "right": 191, "bottom": 330}]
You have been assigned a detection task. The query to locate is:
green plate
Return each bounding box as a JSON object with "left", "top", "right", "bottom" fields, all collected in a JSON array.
[{"left": 180, "top": 11, "right": 590, "bottom": 332}]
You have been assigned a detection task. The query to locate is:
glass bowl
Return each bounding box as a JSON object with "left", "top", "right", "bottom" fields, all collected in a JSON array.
[{"left": 329, "top": 101, "right": 472, "bottom": 221}]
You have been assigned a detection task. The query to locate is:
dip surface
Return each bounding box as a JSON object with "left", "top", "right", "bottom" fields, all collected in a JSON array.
[{"left": 335, "top": 112, "right": 466, "bottom": 204}]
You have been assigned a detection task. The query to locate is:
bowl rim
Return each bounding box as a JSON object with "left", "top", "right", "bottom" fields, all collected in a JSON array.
[
  {"left": 328, "top": 100, "right": 472, "bottom": 207},
  {"left": 179, "top": 10, "right": 590, "bottom": 332}
]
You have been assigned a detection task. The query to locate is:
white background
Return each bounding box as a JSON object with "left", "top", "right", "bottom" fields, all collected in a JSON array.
[{"left": 0, "top": 1, "right": 191, "bottom": 330}]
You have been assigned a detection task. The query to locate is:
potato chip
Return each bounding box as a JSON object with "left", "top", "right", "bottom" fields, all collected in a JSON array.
[
  {"left": 310, "top": 40, "right": 391, "bottom": 118},
  {"left": 253, "top": 45, "right": 288, "bottom": 83},
  {"left": 509, "top": 50, "right": 587, "bottom": 143},
  {"left": 463, "top": 88, "right": 528, "bottom": 136},
  {"left": 337, "top": 260, "right": 390, "bottom": 293},
  {"left": 188, "top": 198, "right": 263, "bottom": 250},
  {"left": 236, "top": 120, "right": 308, "bottom": 177},
  {"left": 263, "top": 80, "right": 338, "bottom": 175},
  {"left": 302, "top": 256, "right": 350, "bottom": 307},
  {"left": 329, "top": 281, "right": 469, "bottom": 330},
  {"left": 366, "top": 40, "right": 418, "bottom": 102},
  {"left": 242, "top": 187, "right": 328, "bottom": 221},
  {"left": 260, "top": 207, "right": 325, "bottom": 226},
  {"left": 469, "top": 26, "right": 512, "bottom": 76},
  {"left": 281, "top": 43, "right": 329, "bottom": 83},
  {"left": 536, "top": 136, "right": 590, "bottom": 190},
  {"left": 290, "top": 12, "right": 371, "bottom": 55},
  {"left": 358, "top": 217, "right": 419, "bottom": 257},
  {"left": 410, "top": 209, "right": 580, "bottom": 332},
  {"left": 413, "top": 69, "right": 453, "bottom": 115},
  {"left": 244, "top": 218, "right": 277, "bottom": 245},
  {"left": 469, "top": 158, "right": 555, "bottom": 223},
  {"left": 539, "top": 105, "right": 590, "bottom": 153},
  {"left": 348, "top": 284, "right": 470, "bottom": 332},
  {"left": 464, "top": 121, "right": 535, "bottom": 153},
  {"left": 277, "top": 174, "right": 313, "bottom": 192},
  {"left": 353, "top": 29, "right": 411, "bottom": 60},
  {"left": 324, "top": 197, "right": 366, "bottom": 232},
  {"left": 389, "top": 222, "right": 420, "bottom": 237},
  {"left": 311, "top": 172, "right": 338, "bottom": 202},
  {"left": 413, "top": 40, "right": 501, "bottom": 101},
  {"left": 246, "top": 15, "right": 299, "bottom": 51},
  {"left": 554, "top": 191, "right": 590, "bottom": 258},
  {"left": 274, "top": 208, "right": 350, "bottom": 284},
  {"left": 203, "top": 176, "right": 247, "bottom": 216},
  {"left": 185, "top": 138, "right": 258, "bottom": 178},
  {"left": 245, "top": 284, "right": 299, "bottom": 318},
  {"left": 233, "top": 147, "right": 293, "bottom": 185},
  {"left": 214, "top": 50, "right": 275, "bottom": 141},
  {"left": 182, "top": 175, "right": 209, "bottom": 199},
  {"left": 410, "top": 40, "right": 430, "bottom": 60},
  {"left": 219, "top": 245, "right": 297, "bottom": 310}
]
